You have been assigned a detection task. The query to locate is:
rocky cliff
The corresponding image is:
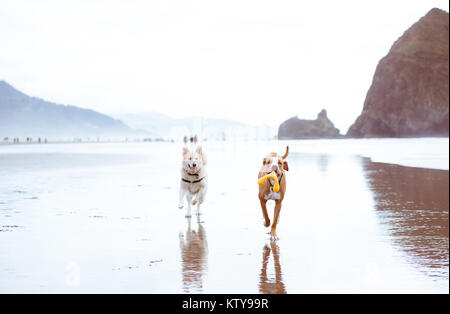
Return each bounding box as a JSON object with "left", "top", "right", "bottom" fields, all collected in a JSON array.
[
  {"left": 278, "top": 109, "right": 342, "bottom": 139},
  {"left": 347, "top": 8, "right": 449, "bottom": 138}
]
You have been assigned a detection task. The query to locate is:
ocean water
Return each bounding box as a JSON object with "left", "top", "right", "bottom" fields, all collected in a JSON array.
[{"left": 0, "top": 138, "right": 448, "bottom": 293}]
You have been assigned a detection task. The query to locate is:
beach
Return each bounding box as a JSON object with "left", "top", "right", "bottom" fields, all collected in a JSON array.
[{"left": 0, "top": 139, "right": 448, "bottom": 293}]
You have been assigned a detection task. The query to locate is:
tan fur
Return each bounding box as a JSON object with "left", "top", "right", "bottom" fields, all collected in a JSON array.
[
  {"left": 258, "top": 146, "right": 289, "bottom": 239},
  {"left": 281, "top": 146, "right": 289, "bottom": 160}
]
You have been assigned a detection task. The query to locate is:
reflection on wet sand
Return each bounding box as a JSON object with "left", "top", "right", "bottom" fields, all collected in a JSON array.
[
  {"left": 363, "top": 159, "right": 449, "bottom": 279},
  {"left": 259, "top": 242, "right": 286, "bottom": 294},
  {"left": 179, "top": 216, "right": 208, "bottom": 293},
  {"left": 317, "top": 154, "right": 329, "bottom": 173}
]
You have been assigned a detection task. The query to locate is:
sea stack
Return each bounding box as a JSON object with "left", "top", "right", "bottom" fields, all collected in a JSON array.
[
  {"left": 347, "top": 8, "right": 449, "bottom": 138},
  {"left": 278, "top": 109, "right": 342, "bottom": 139}
]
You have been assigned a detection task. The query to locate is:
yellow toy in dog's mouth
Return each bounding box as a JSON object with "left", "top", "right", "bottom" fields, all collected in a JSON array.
[{"left": 257, "top": 171, "right": 280, "bottom": 192}]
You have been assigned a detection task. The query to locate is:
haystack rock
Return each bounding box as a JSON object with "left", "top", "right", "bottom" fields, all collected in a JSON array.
[
  {"left": 278, "top": 109, "right": 342, "bottom": 139},
  {"left": 347, "top": 8, "right": 449, "bottom": 138}
]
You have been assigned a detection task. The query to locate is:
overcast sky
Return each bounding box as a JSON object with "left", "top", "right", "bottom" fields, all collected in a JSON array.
[{"left": 1, "top": 0, "right": 448, "bottom": 132}]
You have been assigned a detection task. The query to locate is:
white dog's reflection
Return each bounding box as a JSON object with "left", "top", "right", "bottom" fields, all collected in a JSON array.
[{"left": 179, "top": 216, "right": 208, "bottom": 293}]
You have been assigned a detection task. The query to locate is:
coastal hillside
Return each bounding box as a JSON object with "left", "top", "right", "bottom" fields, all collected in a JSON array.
[
  {"left": 347, "top": 8, "right": 449, "bottom": 138},
  {"left": 278, "top": 109, "right": 342, "bottom": 139},
  {"left": 0, "top": 81, "right": 138, "bottom": 138}
]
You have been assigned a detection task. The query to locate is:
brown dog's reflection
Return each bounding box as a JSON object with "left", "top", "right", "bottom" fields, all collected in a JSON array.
[
  {"left": 179, "top": 216, "right": 208, "bottom": 293},
  {"left": 259, "top": 241, "right": 287, "bottom": 294}
]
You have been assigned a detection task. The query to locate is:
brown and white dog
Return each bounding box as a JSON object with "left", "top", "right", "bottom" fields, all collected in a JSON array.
[
  {"left": 178, "top": 137, "right": 208, "bottom": 217},
  {"left": 258, "top": 146, "right": 289, "bottom": 240}
]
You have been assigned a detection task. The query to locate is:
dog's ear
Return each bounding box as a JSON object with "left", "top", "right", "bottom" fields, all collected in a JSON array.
[
  {"left": 196, "top": 145, "right": 206, "bottom": 164},
  {"left": 183, "top": 147, "right": 189, "bottom": 156},
  {"left": 283, "top": 161, "right": 289, "bottom": 171}
]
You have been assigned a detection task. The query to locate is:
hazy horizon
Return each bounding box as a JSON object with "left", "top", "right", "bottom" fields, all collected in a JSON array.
[{"left": 1, "top": 0, "right": 449, "bottom": 133}]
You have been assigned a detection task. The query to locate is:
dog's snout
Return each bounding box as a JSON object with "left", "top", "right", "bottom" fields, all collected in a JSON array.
[
  {"left": 271, "top": 164, "right": 278, "bottom": 171},
  {"left": 192, "top": 163, "right": 197, "bottom": 167}
]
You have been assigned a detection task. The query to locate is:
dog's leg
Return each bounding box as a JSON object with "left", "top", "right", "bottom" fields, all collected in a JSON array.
[
  {"left": 192, "top": 194, "right": 200, "bottom": 214},
  {"left": 270, "top": 201, "right": 282, "bottom": 240},
  {"left": 259, "top": 199, "right": 270, "bottom": 227},
  {"left": 195, "top": 188, "right": 206, "bottom": 214},
  {"left": 195, "top": 199, "right": 201, "bottom": 214},
  {"left": 178, "top": 184, "right": 185, "bottom": 209},
  {"left": 186, "top": 194, "right": 193, "bottom": 217}
]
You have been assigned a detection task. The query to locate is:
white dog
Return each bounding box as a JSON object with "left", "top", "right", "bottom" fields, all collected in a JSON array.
[{"left": 178, "top": 136, "right": 208, "bottom": 217}]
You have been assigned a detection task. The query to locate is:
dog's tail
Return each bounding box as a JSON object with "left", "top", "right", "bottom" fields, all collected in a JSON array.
[{"left": 282, "top": 146, "right": 289, "bottom": 159}]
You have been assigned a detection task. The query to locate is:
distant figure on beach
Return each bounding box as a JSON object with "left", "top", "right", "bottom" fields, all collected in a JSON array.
[{"left": 183, "top": 135, "right": 198, "bottom": 146}]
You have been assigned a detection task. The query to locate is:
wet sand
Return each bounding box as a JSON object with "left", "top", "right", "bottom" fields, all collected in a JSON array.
[
  {"left": 363, "top": 161, "right": 449, "bottom": 280},
  {"left": 0, "top": 141, "right": 448, "bottom": 293}
]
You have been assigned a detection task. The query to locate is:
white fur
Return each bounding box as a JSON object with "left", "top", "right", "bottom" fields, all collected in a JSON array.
[
  {"left": 178, "top": 144, "right": 208, "bottom": 217},
  {"left": 264, "top": 178, "right": 281, "bottom": 200},
  {"left": 265, "top": 186, "right": 281, "bottom": 200},
  {"left": 269, "top": 158, "right": 278, "bottom": 171}
]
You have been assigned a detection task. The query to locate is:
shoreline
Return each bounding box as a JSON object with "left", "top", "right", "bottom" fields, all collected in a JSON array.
[
  {"left": 1, "top": 136, "right": 449, "bottom": 144},
  {"left": 1, "top": 138, "right": 448, "bottom": 171}
]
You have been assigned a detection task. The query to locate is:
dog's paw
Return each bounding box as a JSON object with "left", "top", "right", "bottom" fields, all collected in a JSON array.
[
  {"left": 192, "top": 200, "right": 198, "bottom": 206},
  {"left": 270, "top": 230, "right": 278, "bottom": 241},
  {"left": 264, "top": 220, "right": 271, "bottom": 228},
  {"left": 178, "top": 203, "right": 184, "bottom": 209}
]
